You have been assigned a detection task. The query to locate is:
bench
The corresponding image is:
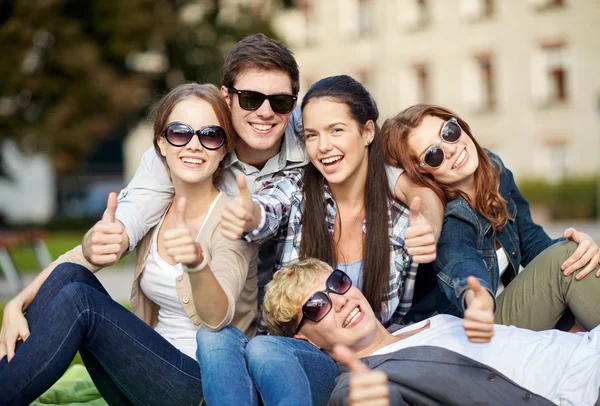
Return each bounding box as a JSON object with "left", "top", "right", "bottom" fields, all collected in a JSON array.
[{"left": 0, "top": 230, "right": 53, "bottom": 294}]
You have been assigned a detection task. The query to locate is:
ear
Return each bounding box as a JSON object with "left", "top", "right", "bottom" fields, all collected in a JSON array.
[
  {"left": 157, "top": 137, "right": 168, "bottom": 157},
  {"left": 363, "top": 120, "right": 375, "bottom": 146},
  {"left": 218, "top": 148, "right": 227, "bottom": 162},
  {"left": 292, "top": 333, "right": 321, "bottom": 350},
  {"left": 221, "top": 86, "right": 232, "bottom": 109}
]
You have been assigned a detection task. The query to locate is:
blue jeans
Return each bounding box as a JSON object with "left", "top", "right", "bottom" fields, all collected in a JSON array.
[
  {"left": 0, "top": 263, "right": 203, "bottom": 406},
  {"left": 196, "top": 327, "right": 338, "bottom": 406}
]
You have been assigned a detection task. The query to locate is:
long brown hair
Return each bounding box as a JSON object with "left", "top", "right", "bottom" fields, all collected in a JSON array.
[
  {"left": 300, "top": 75, "right": 392, "bottom": 314},
  {"left": 150, "top": 82, "right": 235, "bottom": 187},
  {"left": 382, "top": 104, "right": 508, "bottom": 232}
]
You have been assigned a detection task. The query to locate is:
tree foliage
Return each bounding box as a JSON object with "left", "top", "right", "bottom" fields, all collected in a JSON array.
[{"left": 0, "top": 0, "right": 278, "bottom": 173}]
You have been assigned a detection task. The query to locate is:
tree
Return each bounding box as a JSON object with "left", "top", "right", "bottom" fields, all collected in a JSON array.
[{"left": 0, "top": 0, "right": 279, "bottom": 173}]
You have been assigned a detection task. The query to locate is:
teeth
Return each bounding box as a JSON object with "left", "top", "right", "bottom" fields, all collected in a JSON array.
[
  {"left": 321, "top": 156, "right": 343, "bottom": 164},
  {"left": 343, "top": 307, "right": 361, "bottom": 328},
  {"left": 452, "top": 149, "right": 466, "bottom": 169},
  {"left": 251, "top": 123, "right": 273, "bottom": 131},
  {"left": 182, "top": 157, "right": 204, "bottom": 165}
]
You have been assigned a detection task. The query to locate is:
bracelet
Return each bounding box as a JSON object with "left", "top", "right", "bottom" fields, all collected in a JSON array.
[{"left": 185, "top": 243, "right": 208, "bottom": 273}]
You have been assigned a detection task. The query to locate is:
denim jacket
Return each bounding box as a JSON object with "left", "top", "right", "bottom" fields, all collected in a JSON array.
[{"left": 433, "top": 150, "right": 563, "bottom": 313}]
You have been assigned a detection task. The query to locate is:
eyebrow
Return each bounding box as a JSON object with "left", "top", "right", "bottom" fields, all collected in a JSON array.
[
  {"left": 418, "top": 120, "right": 446, "bottom": 158},
  {"left": 304, "top": 122, "right": 347, "bottom": 134}
]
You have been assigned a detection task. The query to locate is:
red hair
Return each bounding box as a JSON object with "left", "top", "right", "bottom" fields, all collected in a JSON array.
[{"left": 381, "top": 104, "right": 509, "bottom": 232}]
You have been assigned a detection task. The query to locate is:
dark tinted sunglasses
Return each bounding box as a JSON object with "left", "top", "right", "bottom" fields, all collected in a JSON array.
[
  {"left": 164, "top": 121, "right": 226, "bottom": 150},
  {"left": 228, "top": 87, "right": 297, "bottom": 114},
  {"left": 296, "top": 269, "right": 353, "bottom": 334},
  {"left": 419, "top": 117, "right": 463, "bottom": 168}
]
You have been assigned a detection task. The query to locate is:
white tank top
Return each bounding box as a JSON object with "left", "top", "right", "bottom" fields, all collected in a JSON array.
[{"left": 140, "top": 192, "right": 221, "bottom": 360}]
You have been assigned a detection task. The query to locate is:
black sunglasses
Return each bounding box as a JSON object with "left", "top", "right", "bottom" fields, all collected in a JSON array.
[
  {"left": 228, "top": 87, "right": 297, "bottom": 114},
  {"left": 296, "top": 269, "right": 353, "bottom": 334},
  {"left": 419, "top": 117, "right": 463, "bottom": 168},
  {"left": 164, "top": 121, "right": 226, "bottom": 150}
]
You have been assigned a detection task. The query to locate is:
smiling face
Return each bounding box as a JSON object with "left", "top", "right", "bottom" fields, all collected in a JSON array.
[
  {"left": 302, "top": 99, "right": 373, "bottom": 187},
  {"left": 222, "top": 67, "right": 294, "bottom": 164},
  {"left": 408, "top": 115, "right": 479, "bottom": 193},
  {"left": 294, "top": 272, "right": 382, "bottom": 354},
  {"left": 157, "top": 98, "right": 226, "bottom": 187}
]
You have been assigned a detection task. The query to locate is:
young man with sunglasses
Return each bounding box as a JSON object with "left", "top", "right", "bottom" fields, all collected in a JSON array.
[{"left": 263, "top": 258, "right": 600, "bottom": 406}]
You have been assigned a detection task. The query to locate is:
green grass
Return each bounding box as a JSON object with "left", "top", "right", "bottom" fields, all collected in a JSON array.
[{"left": 8, "top": 231, "right": 132, "bottom": 274}]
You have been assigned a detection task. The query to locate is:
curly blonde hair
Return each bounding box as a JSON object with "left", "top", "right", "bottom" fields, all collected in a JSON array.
[{"left": 262, "top": 259, "right": 333, "bottom": 337}]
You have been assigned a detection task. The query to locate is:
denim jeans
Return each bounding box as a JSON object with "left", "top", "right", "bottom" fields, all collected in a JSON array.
[
  {"left": 196, "top": 326, "right": 258, "bottom": 405},
  {"left": 0, "top": 263, "right": 203, "bottom": 406},
  {"left": 196, "top": 328, "right": 338, "bottom": 406}
]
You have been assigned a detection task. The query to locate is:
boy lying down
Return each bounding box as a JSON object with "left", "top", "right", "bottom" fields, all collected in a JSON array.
[{"left": 262, "top": 259, "right": 600, "bottom": 406}]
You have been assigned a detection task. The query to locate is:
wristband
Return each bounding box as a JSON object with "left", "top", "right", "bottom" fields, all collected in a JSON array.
[{"left": 185, "top": 243, "right": 208, "bottom": 273}]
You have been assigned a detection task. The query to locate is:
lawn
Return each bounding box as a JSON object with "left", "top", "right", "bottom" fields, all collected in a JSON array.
[{"left": 8, "top": 231, "right": 131, "bottom": 273}]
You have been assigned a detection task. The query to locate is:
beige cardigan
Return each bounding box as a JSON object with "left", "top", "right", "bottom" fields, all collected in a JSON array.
[{"left": 55, "top": 192, "right": 258, "bottom": 337}]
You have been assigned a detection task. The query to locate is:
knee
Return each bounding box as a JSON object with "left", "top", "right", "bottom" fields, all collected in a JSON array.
[
  {"left": 48, "top": 262, "right": 96, "bottom": 286},
  {"left": 196, "top": 326, "right": 248, "bottom": 357},
  {"left": 245, "top": 336, "right": 289, "bottom": 369},
  {"left": 54, "top": 282, "right": 93, "bottom": 311}
]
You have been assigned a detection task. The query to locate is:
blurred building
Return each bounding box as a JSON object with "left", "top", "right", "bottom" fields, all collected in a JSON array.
[{"left": 272, "top": 0, "right": 600, "bottom": 180}]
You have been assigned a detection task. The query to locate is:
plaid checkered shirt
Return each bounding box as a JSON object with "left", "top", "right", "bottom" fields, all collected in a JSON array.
[{"left": 244, "top": 169, "right": 418, "bottom": 326}]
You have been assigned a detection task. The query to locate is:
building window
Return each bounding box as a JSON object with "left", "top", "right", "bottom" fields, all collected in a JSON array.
[
  {"left": 415, "top": 64, "right": 430, "bottom": 103},
  {"left": 339, "top": 0, "right": 372, "bottom": 38},
  {"left": 460, "top": 0, "right": 494, "bottom": 21},
  {"left": 398, "top": 63, "right": 430, "bottom": 106},
  {"left": 530, "top": 0, "right": 565, "bottom": 11},
  {"left": 358, "top": 0, "right": 373, "bottom": 35},
  {"left": 299, "top": 0, "right": 316, "bottom": 45},
  {"left": 531, "top": 42, "right": 568, "bottom": 106},
  {"left": 545, "top": 142, "right": 569, "bottom": 182},
  {"left": 462, "top": 54, "right": 495, "bottom": 113},
  {"left": 399, "top": 0, "right": 429, "bottom": 31}
]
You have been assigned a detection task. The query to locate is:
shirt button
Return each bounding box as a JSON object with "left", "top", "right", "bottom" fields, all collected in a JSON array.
[
  {"left": 486, "top": 373, "right": 496, "bottom": 381},
  {"left": 522, "top": 392, "right": 532, "bottom": 401},
  {"left": 176, "top": 275, "right": 183, "bottom": 282},
  {"left": 512, "top": 251, "right": 518, "bottom": 257},
  {"left": 193, "top": 318, "right": 200, "bottom": 326},
  {"left": 182, "top": 296, "right": 190, "bottom": 304}
]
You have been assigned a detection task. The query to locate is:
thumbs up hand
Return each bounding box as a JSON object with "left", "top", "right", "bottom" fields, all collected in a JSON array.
[
  {"left": 221, "top": 176, "right": 261, "bottom": 241},
  {"left": 404, "top": 196, "right": 437, "bottom": 264},
  {"left": 163, "top": 197, "right": 202, "bottom": 267},
  {"left": 333, "top": 345, "right": 390, "bottom": 406},
  {"left": 463, "top": 276, "right": 495, "bottom": 343},
  {"left": 82, "top": 192, "right": 125, "bottom": 266}
]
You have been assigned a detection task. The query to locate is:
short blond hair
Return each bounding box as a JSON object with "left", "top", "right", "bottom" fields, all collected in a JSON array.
[{"left": 262, "top": 259, "right": 333, "bottom": 337}]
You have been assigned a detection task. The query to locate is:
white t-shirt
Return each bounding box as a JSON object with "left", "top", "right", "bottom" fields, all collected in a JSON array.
[
  {"left": 140, "top": 193, "right": 221, "bottom": 360},
  {"left": 372, "top": 315, "right": 600, "bottom": 405},
  {"left": 496, "top": 247, "right": 510, "bottom": 295}
]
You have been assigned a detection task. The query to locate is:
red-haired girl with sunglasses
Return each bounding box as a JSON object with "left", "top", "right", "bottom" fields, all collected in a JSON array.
[{"left": 381, "top": 104, "right": 600, "bottom": 342}]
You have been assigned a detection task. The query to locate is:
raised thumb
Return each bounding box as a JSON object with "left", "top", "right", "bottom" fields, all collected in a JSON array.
[
  {"left": 409, "top": 196, "right": 421, "bottom": 227},
  {"left": 237, "top": 175, "right": 251, "bottom": 202},
  {"left": 333, "top": 344, "right": 369, "bottom": 373},
  {"left": 102, "top": 192, "right": 118, "bottom": 223}
]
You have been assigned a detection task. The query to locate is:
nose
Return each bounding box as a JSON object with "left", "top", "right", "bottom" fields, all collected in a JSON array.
[
  {"left": 442, "top": 141, "right": 457, "bottom": 158},
  {"left": 185, "top": 133, "right": 203, "bottom": 152},
  {"left": 317, "top": 134, "right": 332, "bottom": 153},
  {"left": 330, "top": 292, "right": 349, "bottom": 313},
  {"left": 255, "top": 98, "right": 275, "bottom": 119}
]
